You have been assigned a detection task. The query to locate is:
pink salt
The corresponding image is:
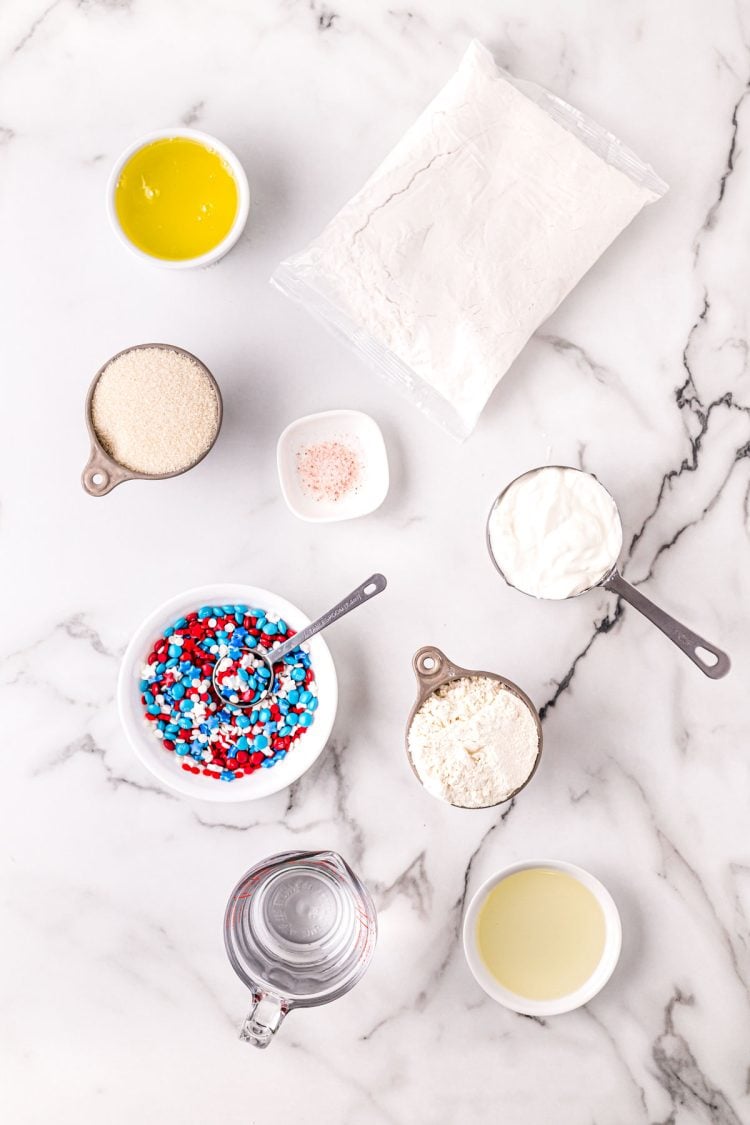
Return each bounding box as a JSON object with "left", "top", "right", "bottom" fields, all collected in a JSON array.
[{"left": 296, "top": 440, "right": 361, "bottom": 503}]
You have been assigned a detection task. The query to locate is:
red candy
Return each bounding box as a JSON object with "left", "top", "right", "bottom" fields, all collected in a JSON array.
[{"left": 141, "top": 605, "right": 318, "bottom": 784}]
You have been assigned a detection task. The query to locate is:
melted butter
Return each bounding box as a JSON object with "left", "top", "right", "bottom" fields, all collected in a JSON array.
[
  {"left": 115, "top": 137, "right": 238, "bottom": 261},
  {"left": 476, "top": 867, "right": 606, "bottom": 1000}
]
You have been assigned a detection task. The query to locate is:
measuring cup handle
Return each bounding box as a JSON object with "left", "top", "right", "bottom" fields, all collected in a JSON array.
[
  {"left": 239, "top": 993, "right": 287, "bottom": 1049},
  {"left": 81, "top": 443, "right": 129, "bottom": 496},
  {"left": 411, "top": 646, "right": 462, "bottom": 689},
  {"left": 603, "top": 571, "right": 730, "bottom": 679},
  {"left": 272, "top": 574, "right": 387, "bottom": 662}
]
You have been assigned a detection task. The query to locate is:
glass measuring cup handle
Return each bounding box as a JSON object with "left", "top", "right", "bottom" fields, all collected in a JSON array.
[
  {"left": 239, "top": 992, "right": 289, "bottom": 1049},
  {"left": 602, "top": 571, "right": 730, "bottom": 679}
]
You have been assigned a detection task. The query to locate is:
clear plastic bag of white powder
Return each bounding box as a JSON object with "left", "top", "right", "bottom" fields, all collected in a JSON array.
[{"left": 272, "top": 40, "right": 667, "bottom": 440}]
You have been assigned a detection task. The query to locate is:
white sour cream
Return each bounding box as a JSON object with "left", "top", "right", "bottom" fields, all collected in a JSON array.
[{"left": 488, "top": 467, "right": 623, "bottom": 599}]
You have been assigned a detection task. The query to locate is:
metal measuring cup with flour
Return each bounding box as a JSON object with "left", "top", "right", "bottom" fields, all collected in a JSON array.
[{"left": 486, "top": 466, "right": 730, "bottom": 679}]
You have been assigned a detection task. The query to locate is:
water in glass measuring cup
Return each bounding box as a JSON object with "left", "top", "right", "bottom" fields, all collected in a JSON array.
[{"left": 224, "top": 850, "right": 377, "bottom": 1047}]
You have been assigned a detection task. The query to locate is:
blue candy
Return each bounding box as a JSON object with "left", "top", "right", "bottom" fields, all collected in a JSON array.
[{"left": 145, "top": 602, "right": 319, "bottom": 783}]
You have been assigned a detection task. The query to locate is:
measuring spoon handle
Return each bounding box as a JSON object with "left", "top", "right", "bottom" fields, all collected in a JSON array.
[
  {"left": 603, "top": 570, "right": 730, "bottom": 679},
  {"left": 272, "top": 574, "right": 388, "bottom": 663}
]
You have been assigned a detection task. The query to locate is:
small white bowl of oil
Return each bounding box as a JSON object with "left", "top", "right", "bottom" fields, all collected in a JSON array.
[{"left": 462, "top": 859, "right": 622, "bottom": 1016}]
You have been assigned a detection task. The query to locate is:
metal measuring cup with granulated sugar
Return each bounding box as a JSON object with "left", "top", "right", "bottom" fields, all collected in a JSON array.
[
  {"left": 81, "top": 343, "right": 222, "bottom": 496},
  {"left": 487, "top": 465, "right": 730, "bottom": 679}
]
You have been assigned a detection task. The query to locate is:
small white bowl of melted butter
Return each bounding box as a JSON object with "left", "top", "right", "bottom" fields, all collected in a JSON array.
[{"left": 463, "top": 859, "right": 622, "bottom": 1016}]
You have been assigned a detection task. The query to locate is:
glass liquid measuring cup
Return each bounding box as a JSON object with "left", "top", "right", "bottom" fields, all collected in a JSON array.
[{"left": 224, "top": 850, "right": 377, "bottom": 1047}]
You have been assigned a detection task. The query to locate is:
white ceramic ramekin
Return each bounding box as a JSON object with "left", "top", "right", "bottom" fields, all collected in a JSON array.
[
  {"left": 117, "top": 583, "right": 337, "bottom": 802},
  {"left": 106, "top": 127, "right": 250, "bottom": 269},
  {"left": 277, "top": 410, "right": 389, "bottom": 522},
  {"left": 462, "top": 859, "right": 622, "bottom": 1016}
]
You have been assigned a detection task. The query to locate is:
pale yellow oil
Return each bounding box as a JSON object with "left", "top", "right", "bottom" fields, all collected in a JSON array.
[
  {"left": 476, "top": 867, "right": 606, "bottom": 1000},
  {"left": 114, "top": 137, "right": 238, "bottom": 261}
]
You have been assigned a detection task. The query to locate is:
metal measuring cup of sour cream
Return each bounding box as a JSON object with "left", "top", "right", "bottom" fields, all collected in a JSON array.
[{"left": 486, "top": 465, "right": 730, "bottom": 679}]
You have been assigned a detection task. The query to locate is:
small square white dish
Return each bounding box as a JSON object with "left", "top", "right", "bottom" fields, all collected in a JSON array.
[{"left": 277, "top": 409, "right": 389, "bottom": 522}]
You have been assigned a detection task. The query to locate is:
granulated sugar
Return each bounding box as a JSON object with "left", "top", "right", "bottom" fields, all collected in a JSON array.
[
  {"left": 91, "top": 346, "right": 219, "bottom": 475},
  {"left": 408, "top": 676, "right": 539, "bottom": 808}
]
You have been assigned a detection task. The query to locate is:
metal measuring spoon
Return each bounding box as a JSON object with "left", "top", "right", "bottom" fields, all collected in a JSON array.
[
  {"left": 211, "top": 574, "right": 387, "bottom": 709},
  {"left": 487, "top": 467, "right": 730, "bottom": 680}
]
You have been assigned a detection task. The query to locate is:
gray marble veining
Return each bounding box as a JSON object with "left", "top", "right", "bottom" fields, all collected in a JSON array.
[{"left": 1, "top": 1, "right": 749, "bottom": 1122}]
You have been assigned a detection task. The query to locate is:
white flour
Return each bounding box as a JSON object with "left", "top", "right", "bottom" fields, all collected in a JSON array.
[
  {"left": 408, "top": 676, "right": 540, "bottom": 808},
  {"left": 274, "top": 40, "right": 666, "bottom": 439}
]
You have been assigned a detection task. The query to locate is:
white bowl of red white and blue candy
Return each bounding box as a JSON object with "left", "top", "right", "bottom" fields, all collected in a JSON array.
[{"left": 118, "top": 584, "right": 338, "bottom": 801}]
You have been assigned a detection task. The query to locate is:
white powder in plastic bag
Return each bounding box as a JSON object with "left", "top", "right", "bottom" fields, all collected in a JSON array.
[{"left": 272, "top": 40, "right": 667, "bottom": 439}]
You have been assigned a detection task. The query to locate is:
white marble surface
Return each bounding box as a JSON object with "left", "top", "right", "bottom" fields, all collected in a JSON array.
[{"left": 1, "top": 1, "right": 749, "bottom": 1122}]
